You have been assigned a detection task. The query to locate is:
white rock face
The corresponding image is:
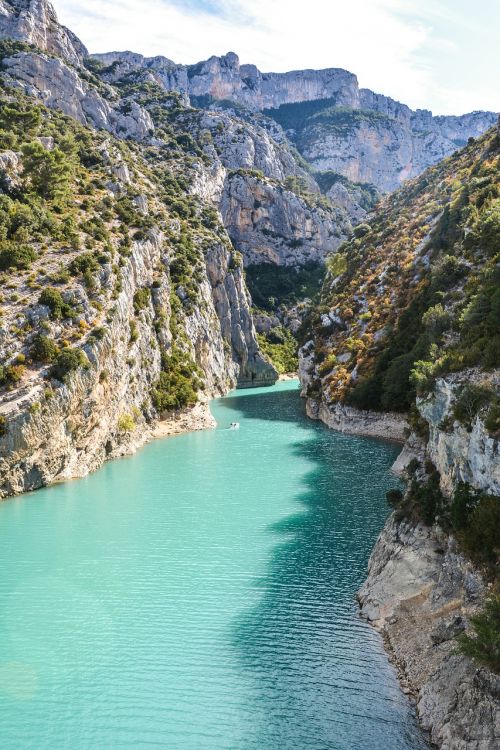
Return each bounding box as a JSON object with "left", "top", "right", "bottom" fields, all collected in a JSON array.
[
  {"left": 419, "top": 376, "right": 500, "bottom": 496},
  {"left": 305, "top": 397, "right": 407, "bottom": 441},
  {"left": 0, "top": 228, "right": 276, "bottom": 497},
  {"left": 358, "top": 516, "right": 499, "bottom": 749},
  {"left": 0, "top": 0, "right": 87, "bottom": 65},
  {"left": 3, "top": 51, "right": 154, "bottom": 139}
]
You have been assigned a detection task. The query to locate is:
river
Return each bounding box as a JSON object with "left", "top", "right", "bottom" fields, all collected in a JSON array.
[{"left": 0, "top": 380, "right": 429, "bottom": 749}]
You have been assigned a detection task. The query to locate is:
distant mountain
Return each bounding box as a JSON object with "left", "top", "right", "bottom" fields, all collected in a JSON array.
[{"left": 93, "top": 49, "right": 498, "bottom": 192}]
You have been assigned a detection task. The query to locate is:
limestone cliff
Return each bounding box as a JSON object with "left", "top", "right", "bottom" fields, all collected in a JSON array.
[
  {"left": 0, "top": 3, "right": 282, "bottom": 498},
  {"left": 93, "top": 50, "right": 360, "bottom": 112},
  {"left": 358, "top": 516, "right": 499, "bottom": 750},
  {"left": 0, "top": 0, "right": 86, "bottom": 65},
  {"left": 93, "top": 49, "right": 497, "bottom": 195}
]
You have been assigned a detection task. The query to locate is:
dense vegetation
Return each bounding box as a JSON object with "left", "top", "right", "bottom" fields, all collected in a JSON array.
[
  {"left": 245, "top": 262, "right": 325, "bottom": 374},
  {"left": 246, "top": 262, "right": 324, "bottom": 312},
  {"left": 256, "top": 328, "right": 297, "bottom": 375},
  {"left": 307, "top": 124, "right": 500, "bottom": 413}
]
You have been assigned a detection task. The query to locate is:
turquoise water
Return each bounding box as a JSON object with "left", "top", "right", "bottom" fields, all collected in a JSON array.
[{"left": 0, "top": 381, "right": 428, "bottom": 749}]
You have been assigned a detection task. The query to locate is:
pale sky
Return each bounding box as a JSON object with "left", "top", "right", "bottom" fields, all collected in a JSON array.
[{"left": 53, "top": 0, "right": 499, "bottom": 116}]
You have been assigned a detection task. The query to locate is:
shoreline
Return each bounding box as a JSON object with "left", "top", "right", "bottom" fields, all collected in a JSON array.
[
  {"left": 0, "top": 398, "right": 218, "bottom": 502},
  {"left": 305, "top": 397, "right": 408, "bottom": 443},
  {"left": 357, "top": 514, "right": 499, "bottom": 749}
]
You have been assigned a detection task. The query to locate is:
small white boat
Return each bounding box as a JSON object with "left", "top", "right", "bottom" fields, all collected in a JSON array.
[{"left": 229, "top": 422, "right": 240, "bottom": 430}]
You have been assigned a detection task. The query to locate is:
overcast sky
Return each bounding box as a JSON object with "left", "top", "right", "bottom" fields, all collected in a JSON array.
[{"left": 53, "top": 0, "right": 499, "bottom": 116}]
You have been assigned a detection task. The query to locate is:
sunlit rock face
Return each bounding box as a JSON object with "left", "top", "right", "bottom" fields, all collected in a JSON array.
[{"left": 0, "top": 0, "right": 87, "bottom": 65}]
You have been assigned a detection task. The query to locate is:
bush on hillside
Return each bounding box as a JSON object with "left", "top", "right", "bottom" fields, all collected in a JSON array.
[
  {"left": 49, "top": 348, "right": 88, "bottom": 382},
  {"left": 30, "top": 334, "right": 59, "bottom": 364},
  {"left": 458, "top": 595, "right": 500, "bottom": 673}
]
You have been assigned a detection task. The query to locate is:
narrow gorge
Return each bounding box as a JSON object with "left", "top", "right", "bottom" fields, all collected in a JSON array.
[{"left": 0, "top": 2, "right": 498, "bottom": 749}]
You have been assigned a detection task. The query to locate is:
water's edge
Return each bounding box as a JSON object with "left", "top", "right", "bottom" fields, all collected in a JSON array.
[{"left": 307, "top": 394, "right": 499, "bottom": 749}]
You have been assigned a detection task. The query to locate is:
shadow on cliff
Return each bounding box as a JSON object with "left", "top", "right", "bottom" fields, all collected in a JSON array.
[{"left": 216, "top": 387, "right": 427, "bottom": 749}]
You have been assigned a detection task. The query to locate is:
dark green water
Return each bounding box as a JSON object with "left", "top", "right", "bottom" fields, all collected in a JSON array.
[{"left": 0, "top": 381, "right": 428, "bottom": 749}]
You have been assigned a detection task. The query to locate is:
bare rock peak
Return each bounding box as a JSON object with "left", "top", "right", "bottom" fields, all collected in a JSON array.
[{"left": 0, "top": 0, "right": 87, "bottom": 65}]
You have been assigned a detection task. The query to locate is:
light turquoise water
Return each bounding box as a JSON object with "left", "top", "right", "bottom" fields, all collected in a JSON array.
[{"left": 0, "top": 381, "right": 428, "bottom": 749}]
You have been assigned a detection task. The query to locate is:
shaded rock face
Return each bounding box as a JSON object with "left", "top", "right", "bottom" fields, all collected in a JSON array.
[
  {"left": 358, "top": 516, "right": 499, "bottom": 750},
  {"left": 0, "top": 0, "right": 87, "bottom": 65},
  {"left": 220, "top": 174, "right": 345, "bottom": 266}
]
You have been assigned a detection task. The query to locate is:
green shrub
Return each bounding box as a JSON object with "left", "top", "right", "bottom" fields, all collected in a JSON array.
[
  {"left": 0, "top": 243, "right": 37, "bottom": 270},
  {"left": 407, "top": 465, "right": 445, "bottom": 525},
  {"left": 450, "top": 482, "right": 479, "bottom": 531},
  {"left": 151, "top": 346, "right": 203, "bottom": 413},
  {"left": 22, "top": 141, "right": 75, "bottom": 201},
  {"left": 476, "top": 200, "right": 500, "bottom": 256},
  {"left": 69, "top": 252, "right": 99, "bottom": 276},
  {"left": 30, "top": 334, "right": 59, "bottom": 363},
  {"left": 483, "top": 335, "right": 500, "bottom": 368},
  {"left": 39, "top": 288, "right": 74, "bottom": 320},
  {"left": 325, "top": 253, "right": 348, "bottom": 278},
  {"left": 461, "top": 495, "right": 500, "bottom": 566},
  {"left": 318, "top": 352, "right": 337, "bottom": 376},
  {"left": 117, "top": 413, "right": 136, "bottom": 433},
  {"left": 129, "top": 320, "right": 139, "bottom": 343},
  {"left": 353, "top": 223, "right": 371, "bottom": 238},
  {"left": 453, "top": 384, "right": 492, "bottom": 430},
  {"left": 386, "top": 488, "right": 404, "bottom": 507},
  {"left": 49, "top": 348, "right": 87, "bottom": 382},
  {"left": 458, "top": 595, "right": 500, "bottom": 672},
  {"left": 0, "top": 363, "right": 25, "bottom": 388},
  {"left": 485, "top": 403, "right": 500, "bottom": 436},
  {"left": 133, "top": 287, "right": 151, "bottom": 313}
]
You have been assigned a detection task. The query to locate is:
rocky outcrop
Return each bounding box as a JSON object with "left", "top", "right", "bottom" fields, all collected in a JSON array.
[
  {"left": 305, "top": 397, "right": 407, "bottom": 441},
  {"left": 298, "top": 339, "right": 407, "bottom": 441},
  {"left": 358, "top": 516, "right": 499, "bottom": 749},
  {"left": 2, "top": 50, "right": 155, "bottom": 139},
  {"left": 0, "top": 225, "right": 275, "bottom": 497},
  {"left": 195, "top": 109, "right": 308, "bottom": 183},
  {"left": 0, "top": 0, "right": 87, "bottom": 65},
  {"left": 220, "top": 173, "right": 347, "bottom": 266},
  {"left": 418, "top": 375, "right": 500, "bottom": 497}
]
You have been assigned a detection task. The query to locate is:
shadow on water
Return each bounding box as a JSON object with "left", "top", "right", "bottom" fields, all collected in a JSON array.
[{"left": 217, "top": 388, "right": 429, "bottom": 750}]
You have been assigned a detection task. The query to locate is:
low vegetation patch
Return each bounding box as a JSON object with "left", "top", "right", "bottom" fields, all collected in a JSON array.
[{"left": 151, "top": 346, "right": 204, "bottom": 413}]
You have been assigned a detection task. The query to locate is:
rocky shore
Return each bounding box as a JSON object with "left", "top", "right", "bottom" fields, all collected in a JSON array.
[
  {"left": 358, "top": 516, "right": 499, "bottom": 750},
  {"left": 305, "top": 396, "right": 408, "bottom": 442},
  {"left": 298, "top": 379, "right": 499, "bottom": 749}
]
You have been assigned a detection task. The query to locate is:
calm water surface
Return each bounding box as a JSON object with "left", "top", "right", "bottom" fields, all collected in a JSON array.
[{"left": 0, "top": 381, "right": 429, "bottom": 749}]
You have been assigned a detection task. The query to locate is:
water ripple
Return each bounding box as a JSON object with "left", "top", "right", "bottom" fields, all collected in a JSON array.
[{"left": 0, "top": 382, "right": 429, "bottom": 749}]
